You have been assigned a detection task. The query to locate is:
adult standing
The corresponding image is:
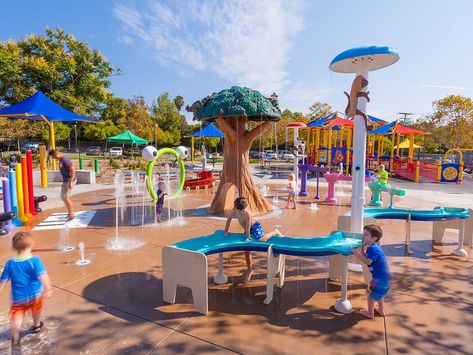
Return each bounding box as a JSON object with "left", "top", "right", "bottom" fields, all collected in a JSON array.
[{"left": 49, "top": 150, "right": 76, "bottom": 220}]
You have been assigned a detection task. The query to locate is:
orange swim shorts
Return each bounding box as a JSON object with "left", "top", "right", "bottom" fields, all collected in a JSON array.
[{"left": 10, "top": 296, "right": 44, "bottom": 319}]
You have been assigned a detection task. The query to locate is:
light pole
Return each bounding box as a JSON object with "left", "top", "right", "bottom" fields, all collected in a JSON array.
[
  {"left": 154, "top": 123, "right": 158, "bottom": 147},
  {"left": 74, "top": 124, "right": 78, "bottom": 152}
]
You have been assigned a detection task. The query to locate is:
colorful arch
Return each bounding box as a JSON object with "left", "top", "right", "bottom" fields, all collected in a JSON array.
[{"left": 146, "top": 148, "right": 185, "bottom": 202}]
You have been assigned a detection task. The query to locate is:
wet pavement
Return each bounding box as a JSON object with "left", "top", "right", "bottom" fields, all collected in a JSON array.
[{"left": 0, "top": 181, "right": 472, "bottom": 354}]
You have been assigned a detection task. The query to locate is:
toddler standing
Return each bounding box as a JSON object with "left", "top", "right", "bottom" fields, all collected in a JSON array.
[
  {"left": 155, "top": 181, "right": 167, "bottom": 223},
  {"left": 285, "top": 173, "right": 298, "bottom": 209},
  {"left": 0, "top": 232, "right": 52, "bottom": 347}
]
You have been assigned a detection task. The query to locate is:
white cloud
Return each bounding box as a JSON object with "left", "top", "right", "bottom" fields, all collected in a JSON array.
[
  {"left": 114, "top": 0, "right": 306, "bottom": 94},
  {"left": 405, "top": 83, "right": 470, "bottom": 91},
  {"left": 281, "top": 83, "right": 337, "bottom": 112}
]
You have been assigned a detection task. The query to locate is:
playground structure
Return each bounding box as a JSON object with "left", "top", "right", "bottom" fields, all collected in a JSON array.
[
  {"left": 289, "top": 105, "right": 467, "bottom": 184},
  {"left": 142, "top": 146, "right": 187, "bottom": 201},
  {"left": 163, "top": 230, "right": 362, "bottom": 314},
  {"left": 368, "top": 181, "right": 406, "bottom": 207},
  {"left": 0, "top": 150, "right": 47, "bottom": 233}
]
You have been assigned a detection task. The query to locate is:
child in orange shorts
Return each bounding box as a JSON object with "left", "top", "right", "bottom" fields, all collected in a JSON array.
[{"left": 0, "top": 232, "right": 52, "bottom": 347}]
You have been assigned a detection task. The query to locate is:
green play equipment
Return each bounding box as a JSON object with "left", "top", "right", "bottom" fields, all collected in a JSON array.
[
  {"left": 368, "top": 182, "right": 406, "bottom": 208},
  {"left": 146, "top": 148, "right": 185, "bottom": 202}
]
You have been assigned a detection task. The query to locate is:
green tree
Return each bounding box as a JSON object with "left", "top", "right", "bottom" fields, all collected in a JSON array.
[
  {"left": 174, "top": 95, "right": 184, "bottom": 112},
  {"left": 308, "top": 101, "right": 333, "bottom": 120},
  {"left": 412, "top": 95, "right": 473, "bottom": 150},
  {"left": 100, "top": 94, "right": 127, "bottom": 129},
  {"left": 42, "top": 122, "right": 71, "bottom": 142},
  {"left": 0, "top": 27, "right": 118, "bottom": 144},
  {"left": 0, "top": 27, "right": 118, "bottom": 114},
  {"left": 150, "top": 92, "right": 183, "bottom": 146},
  {"left": 82, "top": 120, "right": 120, "bottom": 141},
  {"left": 118, "top": 96, "right": 155, "bottom": 141}
]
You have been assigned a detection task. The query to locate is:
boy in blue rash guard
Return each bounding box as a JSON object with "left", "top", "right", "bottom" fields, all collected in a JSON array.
[
  {"left": 224, "top": 197, "right": 282, "bottom": 281},
  {"left": 350, "top": 224, "right": 391, "bottom": 319},
  {"left": 0, "top": 232, "right": 52, "bottom": 346}
]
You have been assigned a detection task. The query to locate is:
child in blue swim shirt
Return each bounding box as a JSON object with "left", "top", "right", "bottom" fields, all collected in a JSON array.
[
  {"left": 350, "top": 224, "right": 390, "bottom": 319},
  {"left": 224, "top": 197, "right": 282, "bottom": 281}
]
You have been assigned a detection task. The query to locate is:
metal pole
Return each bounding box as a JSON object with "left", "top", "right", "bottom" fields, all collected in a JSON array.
[{"left": 74, "top": 124, "right": 78, "bottom": 151}]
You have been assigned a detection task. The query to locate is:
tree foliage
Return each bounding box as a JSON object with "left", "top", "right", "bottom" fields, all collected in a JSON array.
[
  {"left": 83, "top": 120, "right": 120, "bottom": 141},
  {"left": 309, "top": 101, "right": 332, "bottom": 120},
  {"left": 0, "top": 27, "right": 117, "bottom": 113},
  {"left": 150, "top": 92, "right": 184, "bottom": 146},
  {"left": 0, "top": 27, "right": 119, "bottom": 143},
  {"left": 117, "top": 96, "right": 155, "bottom": 142},
  {"left": 412, "top": 95, "right": 473, "bottom": 152},
  {"left": 41, "top": 122, "right": 71, "bottom": 142},
  {"left": 174, "top": 95, "right": 184, "bottom": 112}
]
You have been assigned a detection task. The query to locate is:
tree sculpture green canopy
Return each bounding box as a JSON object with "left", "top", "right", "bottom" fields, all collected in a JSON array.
[{"left": 187, "top": 86, "right": 281, "bottom": 215}]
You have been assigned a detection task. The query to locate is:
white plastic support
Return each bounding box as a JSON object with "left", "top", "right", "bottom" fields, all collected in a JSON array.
[
  {"left": 350, "top": 68, "right": 369, "bottom": 235},
  {"left": 432, "top": 208, "right": 473, "bottom": 246},
  {"left": 335, "top": 255, "right": 353, "bottom": 314},
  {"left": 405, "top": 214, "right": 412, "bottom": 254},
  {"left": 332, "top": 215, "right": 376, "bottom": 283},
  {"left": 452, "top": 219, "right": 468, "bottom": 256},
  {"left": 162, "top": 246, "right": 209, "bottom": 314},
  {"left": 213, "top": 253, "right": 228, "bottom": 284},
  {"left": 263, "top": 245, "right": 285, "bottom": 305}
]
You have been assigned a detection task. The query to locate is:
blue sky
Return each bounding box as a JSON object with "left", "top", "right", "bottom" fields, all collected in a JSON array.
[{"left": 1, "top": 0, "right": 472, "bottom": 122}]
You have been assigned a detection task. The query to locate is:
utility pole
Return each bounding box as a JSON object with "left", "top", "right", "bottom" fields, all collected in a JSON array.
[
  {"left": 398, "top": 112, "right": 415, "bottom": 126},
  {"left": 154, "top": 123, "right": 158, "bottom": 147},
  {"left": 74, "top": 124, "right": 78, "bottom": 152}
]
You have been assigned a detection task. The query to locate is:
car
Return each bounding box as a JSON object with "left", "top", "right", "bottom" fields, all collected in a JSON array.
[
  {"left": 249, "top": 151, "right": 260, "bottom": 159},
  {"left": 21, "top": 142, "right": 40, "bottom": 153},
  {"left": 109, "top": 147, "right": 123, "bottom": 157},
  {"left": 265, "top": 150, "right": 278, "bottom": 160},
  {"left": 85, "top": 146, "right": 101, "bottom": 156},
  {"left": 281, "top": 153, "right": 296, "bottom": 161}
]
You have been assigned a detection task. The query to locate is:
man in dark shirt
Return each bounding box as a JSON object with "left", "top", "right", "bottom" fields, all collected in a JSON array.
[{"left": 49, "top": 150, "right": 76, "bottom": 221}]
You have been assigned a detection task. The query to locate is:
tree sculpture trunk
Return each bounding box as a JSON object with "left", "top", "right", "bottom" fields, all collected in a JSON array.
[{"left": 209, "top": 117, "right": 272, "bottom": 215}]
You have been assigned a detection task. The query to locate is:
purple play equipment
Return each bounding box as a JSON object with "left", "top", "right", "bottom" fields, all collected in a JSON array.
[
  {"left": 1, "top": 179, "right": 15, "bottom": 235},
  {"left": 298, "top": 164, "right": 329, "bottom": 199},
  {"left": 324, "top": 172, "right": 370, "bottom": 205}
]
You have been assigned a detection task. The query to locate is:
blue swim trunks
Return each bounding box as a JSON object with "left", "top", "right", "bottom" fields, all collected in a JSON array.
[
  {"left": 367, "top": 278, "right": 390, "bottom": 301},
  {"left": 249, "top": 221, "right": 264, "bottom": 240}
]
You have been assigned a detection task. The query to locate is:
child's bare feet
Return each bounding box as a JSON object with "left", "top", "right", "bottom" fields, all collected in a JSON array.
[
  {"left": 374, "top": 307, "right": 386, "bottom": 317},
  {"left": 274, "top": 229, "right": 283, "bottom": 237},
  {"left": 359, "top": 310, "right": 374, "bottom": 319}
]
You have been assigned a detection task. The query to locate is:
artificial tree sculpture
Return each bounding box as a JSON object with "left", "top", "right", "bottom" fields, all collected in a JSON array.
[{"left": 187, "top": 86, "right": 281, "bottom": 215}]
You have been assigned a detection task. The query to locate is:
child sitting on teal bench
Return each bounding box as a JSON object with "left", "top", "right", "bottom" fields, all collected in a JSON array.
[{"left": 224, "top": 197, "right": 282, "bottom": 281}]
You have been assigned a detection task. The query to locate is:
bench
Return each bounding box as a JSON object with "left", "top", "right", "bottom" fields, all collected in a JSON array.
[
  {"left": 162, "top": 230, "right": 362, "bottom": 315},
  {"left": 340, "top": 207, "right": 470, "bottom": 256}
]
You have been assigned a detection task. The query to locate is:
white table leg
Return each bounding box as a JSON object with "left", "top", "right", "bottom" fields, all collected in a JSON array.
[
  {"left": 453, "top": 219, "right": 468, "bottom": 256},
  {"left": 214, "top": 253, "right": 228, "bottom": 284},
  {"left": 335, "top": 255, "right": 353, "bottom": 314}
]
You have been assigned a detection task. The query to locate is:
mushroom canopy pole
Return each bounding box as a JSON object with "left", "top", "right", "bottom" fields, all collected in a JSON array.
[
  {"left": 187, "top": 86, "right": 281, "bottom": 215},
  {"left": 330, "top": 46, "right": 399, "bottom": 233}
]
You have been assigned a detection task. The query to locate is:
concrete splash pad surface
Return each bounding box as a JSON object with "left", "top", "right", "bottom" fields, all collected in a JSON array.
[{"left": 0, "top": 183, "right": 472, "bottom": 354}]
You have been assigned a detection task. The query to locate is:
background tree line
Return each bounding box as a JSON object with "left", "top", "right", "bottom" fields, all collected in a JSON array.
[{"left": 0, "top": 28, "right": 471, "bottom": 153}]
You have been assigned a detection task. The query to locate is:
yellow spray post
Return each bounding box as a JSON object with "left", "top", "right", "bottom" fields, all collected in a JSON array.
[
  {"left": 39, "top": 145, "right": 48, "bottom": 188},
  {"left": 15, "top": 164, "right": 28, "bottom": 223}
]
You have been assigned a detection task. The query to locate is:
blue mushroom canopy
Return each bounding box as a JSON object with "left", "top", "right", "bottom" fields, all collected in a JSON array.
[{"left": 329, "top": 45, "right": 399, "bottom": 73}]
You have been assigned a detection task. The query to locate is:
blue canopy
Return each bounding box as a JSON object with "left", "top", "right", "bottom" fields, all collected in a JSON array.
[
  {"left": 191, "top": 123, "right": 224, "bottom": 138},
  {"left": 0, "top": 91, "right": 99, "bottom": 123},
  {"left": 368, "top": 121, "right": 397, "bottom": 135},
  {"left": 367, "top": 115, "right": 387, "bottom": 124}
]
